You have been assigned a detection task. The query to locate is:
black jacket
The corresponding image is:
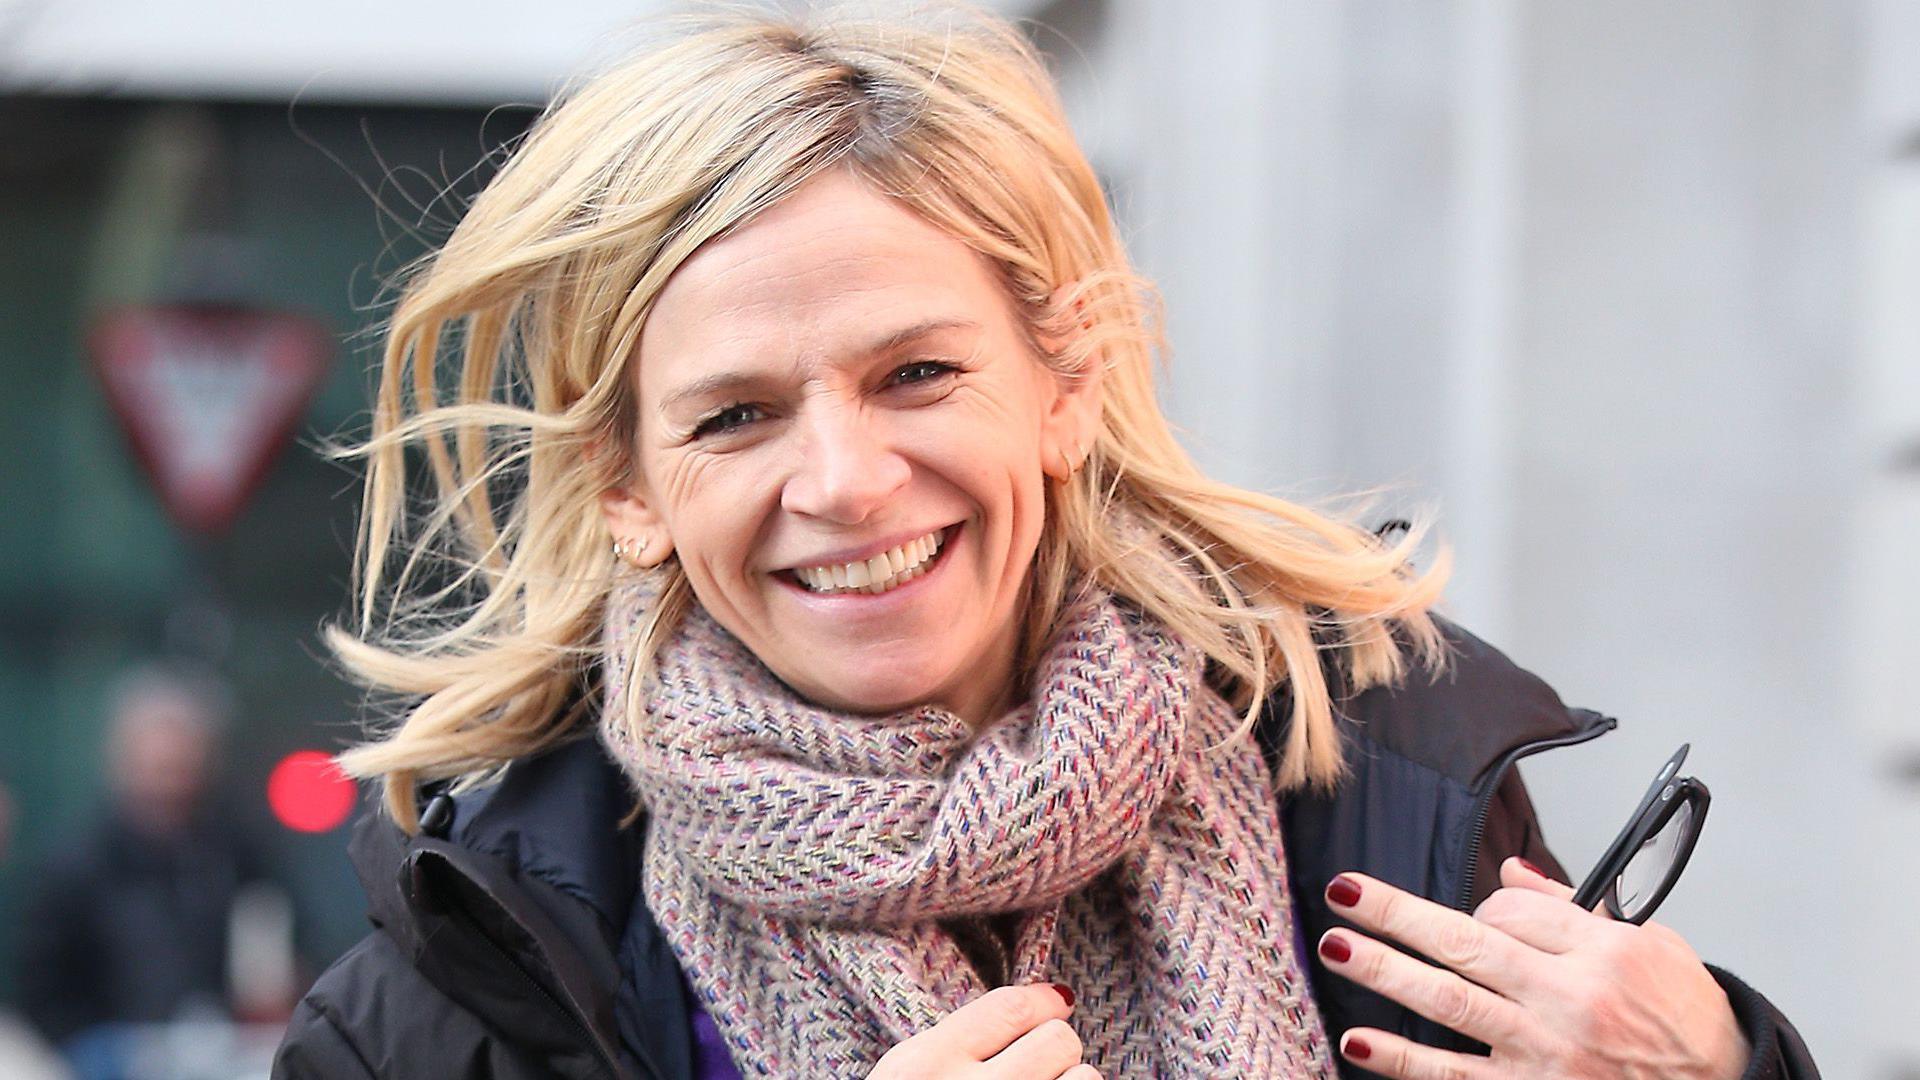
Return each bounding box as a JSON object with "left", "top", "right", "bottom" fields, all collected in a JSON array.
[{"left": 274, "top": 625, "right": 1818, "bottom": 1079}]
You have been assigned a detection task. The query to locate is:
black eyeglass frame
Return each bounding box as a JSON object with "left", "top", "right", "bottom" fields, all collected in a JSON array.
[{"left": 1571, "top": 743, "right": 1711, "bottom": 925}]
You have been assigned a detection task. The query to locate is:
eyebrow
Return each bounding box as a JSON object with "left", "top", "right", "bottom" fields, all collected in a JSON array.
[{"left": 658, "top": 317, "right": 982, "bottom": 412}]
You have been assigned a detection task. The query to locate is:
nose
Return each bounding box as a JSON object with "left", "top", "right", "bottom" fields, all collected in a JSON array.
[{"left": 779, "top": 404, "right": 910, "bottom": 524}]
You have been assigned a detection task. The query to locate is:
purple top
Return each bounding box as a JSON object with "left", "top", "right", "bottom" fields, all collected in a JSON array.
[{"left": 684, "top": 981, "right": 746, "bottom": 1080}]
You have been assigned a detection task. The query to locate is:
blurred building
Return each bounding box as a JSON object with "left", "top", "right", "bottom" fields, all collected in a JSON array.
[{"left": 2, "top": 0, "right": 1913, "bottom": 1076}]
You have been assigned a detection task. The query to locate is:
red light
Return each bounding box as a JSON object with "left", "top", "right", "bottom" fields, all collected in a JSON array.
[{"left": 267, "top": 750, "right": 355, "bottom": 833}]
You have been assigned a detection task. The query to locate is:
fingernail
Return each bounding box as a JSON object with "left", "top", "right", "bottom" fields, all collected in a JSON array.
[
  {"left": 1318, "top": 933, "right": 1352, "bottom": 964},
  {"left": 1343, "top": 1034, "right": 1373, "bottom": 1061},
  {"left": 1049, "top": 983, "right": 1076, "bottom": 1008},
  {"left": 1517, "top": 857, "right": 1547, "bottom": 879},
  {"left": 1326, "top": 874, "right": 1362, "bottom": 908}
]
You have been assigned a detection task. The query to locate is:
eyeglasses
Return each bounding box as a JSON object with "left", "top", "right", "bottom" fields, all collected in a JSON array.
[{"left": 1572, "top": 743, "right": 1711, "bottom": 924}]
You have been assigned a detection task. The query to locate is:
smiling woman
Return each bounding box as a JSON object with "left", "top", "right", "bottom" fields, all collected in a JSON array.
[
  {"left": 602, "top": 172, "right": 1095, "bottom": 722},
  {"left": 274, "top": 5, "right": 1817, "bottom": 1080}
]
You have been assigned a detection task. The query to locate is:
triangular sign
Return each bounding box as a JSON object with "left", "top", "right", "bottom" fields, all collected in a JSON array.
[{"left": 91, "top": 303, "right": 332, "bottom": 536}]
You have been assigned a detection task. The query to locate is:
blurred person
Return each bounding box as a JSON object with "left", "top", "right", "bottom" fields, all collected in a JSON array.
[
  {"left": 16, "top": 665, "right": 277, "bottom": 1074},
  {"left": 273, "top": 6, "right": 1817, "bottom": 1079}
]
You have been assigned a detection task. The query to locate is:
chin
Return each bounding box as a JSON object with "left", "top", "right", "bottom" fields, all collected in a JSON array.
[{"left": 798, "top": 667, "right": 954, "bottom": 718}]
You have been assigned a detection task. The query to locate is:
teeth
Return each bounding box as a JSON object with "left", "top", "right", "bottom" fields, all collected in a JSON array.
[{"left": 792, "top": 529, "right": 946, "bottom": 595}]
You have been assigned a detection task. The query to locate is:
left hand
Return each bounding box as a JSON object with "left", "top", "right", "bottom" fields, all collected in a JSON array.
[{"left": 1315, "top": 857, "right": 1750, "bottom": 1079}]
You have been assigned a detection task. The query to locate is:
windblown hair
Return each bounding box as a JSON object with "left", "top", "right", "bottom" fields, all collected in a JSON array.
[{"left": 333, "top": 3, "right": 1449, "bottom": 830}]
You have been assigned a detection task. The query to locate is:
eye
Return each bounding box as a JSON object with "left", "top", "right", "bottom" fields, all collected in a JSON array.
[
  {"left": 690, "top": 402, "right": 763, "bottom": 439},
  {"left": 889, "top": 360, "right": 958, "bottom": 386}
]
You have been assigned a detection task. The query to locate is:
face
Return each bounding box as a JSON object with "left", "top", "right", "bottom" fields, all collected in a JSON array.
[
  {"left": 111, "top": 693, "right": 215, "bottom": 833},
  {"left": 602, "top": 171, "right": 1098, "bottom": 724}
]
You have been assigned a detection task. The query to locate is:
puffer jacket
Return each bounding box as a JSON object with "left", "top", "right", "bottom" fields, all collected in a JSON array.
[{"left": 273, "top": 623, "right": 1819, "bottom": 1079}]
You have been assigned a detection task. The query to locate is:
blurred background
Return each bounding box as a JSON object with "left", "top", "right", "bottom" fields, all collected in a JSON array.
[{"left": 0, "top": 0, "right": 1912, "bottom": 1077}]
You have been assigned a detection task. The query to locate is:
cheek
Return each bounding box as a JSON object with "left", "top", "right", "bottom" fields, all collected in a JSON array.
[{"left": 647, "top": 453, "right": 771, "bottom": 585}]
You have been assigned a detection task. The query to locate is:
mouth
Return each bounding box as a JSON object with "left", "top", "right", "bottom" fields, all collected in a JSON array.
[{"left": 784, "top": 525, "right": 956, "bottom": 596}]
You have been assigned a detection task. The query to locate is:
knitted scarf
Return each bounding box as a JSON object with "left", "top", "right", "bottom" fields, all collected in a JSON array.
[{"left": 599, "top": 583, "right": 1335, "bottom": 1078}]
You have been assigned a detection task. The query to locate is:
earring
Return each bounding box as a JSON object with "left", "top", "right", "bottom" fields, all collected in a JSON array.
[{"left": 612, "top": 533, "right": 650, "bottom": 567}]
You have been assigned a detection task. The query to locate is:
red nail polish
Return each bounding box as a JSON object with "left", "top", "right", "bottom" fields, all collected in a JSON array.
[
  {"left": 1318, "top": 934, "right": 1352, "bottom": 964},
  {"left": 1326, "top": 874, "right": 1362, "bottom": 908},
  {"left": 1049, "top": 983, "right": 1075, "bottom": 1008},
  {"left": 1343, "top": 1034, "right": 1373, "bottom": 1061},
  {"left": 1517, "top": 857, "right": 1548, "bottom": 879}
]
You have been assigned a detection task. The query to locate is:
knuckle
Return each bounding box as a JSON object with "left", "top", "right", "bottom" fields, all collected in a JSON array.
[
  {"left": 1472, "top": 886, "right": 1522, "bottom": 925},
  {"left": 1373, "top": 887, "right": 1402, "bottom": 929},
  {"left": 1395, "top": 1042, "right": 1472, "bottom": 1080},
  {"left": 1432, "top": 918, "right": 1486, "bottom": 969},
  {"left": 1429, "top": 977, "right": 1478, "bottom": 1032},
  {"left": 985, "top": 985, "right": 1042, "bottom": 1031},
  {"left": 1593, "top": 923, "right": 1646, "bottom": 966},
  {"left": 1358, "top": 943, "right": 1393, "bottom": 987},
  {"left": 1036, "top": 1017, "right": 1084, "bottom": 1059}
]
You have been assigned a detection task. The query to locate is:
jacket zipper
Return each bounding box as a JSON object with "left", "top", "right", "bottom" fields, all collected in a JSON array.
[
  {"left": 1452, "top": 709, "right": 1617, "bottom": 911},
  {"left": 443, "top": 894, "right": 660, "bottom": 1080}
]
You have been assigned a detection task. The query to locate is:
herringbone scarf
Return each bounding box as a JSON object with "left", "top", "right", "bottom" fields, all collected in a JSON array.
[{"left": 599, "top": 583, "right": 1334, "bottom": 1078}]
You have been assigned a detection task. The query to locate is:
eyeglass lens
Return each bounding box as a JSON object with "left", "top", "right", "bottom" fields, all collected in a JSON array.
[{"left": 1613, "top": 798, "right": 1696, "bottom": 918}]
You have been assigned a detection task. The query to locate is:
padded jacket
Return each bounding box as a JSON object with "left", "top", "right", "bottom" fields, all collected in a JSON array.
[{"left": 273, "top": 624, "right": 1819, "bottom": 1079}]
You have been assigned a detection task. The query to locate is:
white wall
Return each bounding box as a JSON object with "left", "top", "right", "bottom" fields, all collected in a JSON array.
[{"left": 1046, "top": 0, "right": 1900, "bottom": 1075}]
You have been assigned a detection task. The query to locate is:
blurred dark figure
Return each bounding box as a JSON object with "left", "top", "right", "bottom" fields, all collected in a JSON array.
[{"left": 17, "top": 666, "right": 278, "bottom": 1071}]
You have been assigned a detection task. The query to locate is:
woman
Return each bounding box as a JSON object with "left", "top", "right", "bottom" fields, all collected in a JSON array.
[{"left": 275, "top": 7, "right": 1816, "bottom": 1079}]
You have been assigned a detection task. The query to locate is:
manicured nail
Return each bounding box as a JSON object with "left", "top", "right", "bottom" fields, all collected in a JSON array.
[
  {"left": 1326, "top": 874, "right": 1362, "bottom": 908},
  {"left": 1318, "top": 933, "right": 1352, "bottom": 964},
  {"left": 1517, "top": 857, "right": 1547, "bottom": 879},
  {"left": 1343, "top": 1034, "right": 1373, "bottom": 1061},
  {"left": 1049, "top": 983, "right": 1076, "bottom": 1008}
]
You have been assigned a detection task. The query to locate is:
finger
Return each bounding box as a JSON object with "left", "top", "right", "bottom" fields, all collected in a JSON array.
[
  {"left": 1335, "top": 1027, "right": 1498, "bottom": 1080},
  {"left": 1059, "top": 1067, "right": 1102, "bottom": 1080},
  {"left": 1472, "top": 883, "right": 1598, "bottom": 955},
  {"left": 1317, "top": 929, "right": 1530, "bottom": 1047},
  {"left": 985, "top": 1017, "right": 1086, "bottom": 1079},
  {"left": 928, "top": 983, "right": 1074, "bottom": 1060},
  {"left": 1324, "top": 873, "right": 1543, "bottom": 998},
  {"left": 1499, "top": 856, "right": 1575, "bottom": 900}
]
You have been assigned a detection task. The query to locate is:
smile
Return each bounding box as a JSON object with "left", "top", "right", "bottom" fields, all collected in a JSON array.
[{"left": 789, "top": 528, "right": 950, "bottom": 595}]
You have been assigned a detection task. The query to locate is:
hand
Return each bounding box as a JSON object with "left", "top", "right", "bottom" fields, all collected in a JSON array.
[
  {"left": 1316, "top": 858, "right": 1750, "bottom": 1079},
  {"left": 870, "top": 983, "right": 1101, "bottom": 1079}
]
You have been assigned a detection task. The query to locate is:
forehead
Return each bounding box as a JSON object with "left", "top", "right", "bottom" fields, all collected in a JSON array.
[{"left": 637, "top": 173, "right": 1014, "bottom": 388}]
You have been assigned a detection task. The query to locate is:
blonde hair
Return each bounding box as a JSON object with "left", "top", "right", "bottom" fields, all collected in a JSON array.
[{"left": 333, "top": 3, "right": 1449, "bottom": 831}]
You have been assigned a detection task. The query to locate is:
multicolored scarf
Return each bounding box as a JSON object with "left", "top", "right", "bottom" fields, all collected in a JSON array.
[{"left": 599, "top": 583, "right": 1334, "bottom": 1077}]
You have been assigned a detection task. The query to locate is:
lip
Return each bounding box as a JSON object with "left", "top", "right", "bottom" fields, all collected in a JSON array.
[
  {"left": 773, "top": 523, "right": 961, "bottom": 605},
  {"left": 776, "top": 523, "right": 960, "bottom": 574}
]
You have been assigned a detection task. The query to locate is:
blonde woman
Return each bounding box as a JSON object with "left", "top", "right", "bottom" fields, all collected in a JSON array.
[{"left": 273, "top": 7, "right": 1815, "bottom": 1079}]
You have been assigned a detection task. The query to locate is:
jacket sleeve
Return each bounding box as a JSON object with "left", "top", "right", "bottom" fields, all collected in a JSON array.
[
  {"left": 1476, "top": 771, "right": 1822, "bottom": 1080},
  {"left": 1713, "top": 966, "right": 1823, "bottom": 1080},
  {"left": 272, "top": 930, "right": 545, "bottom": 1080}
]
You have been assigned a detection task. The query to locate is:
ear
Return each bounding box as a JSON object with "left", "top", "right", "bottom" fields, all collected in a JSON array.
[
  {"left": 598, "top": 482, "right": 675, "bottom": 568},
  {"left": 1038, "top": 283, "right": 1105, "bottom": 482}
]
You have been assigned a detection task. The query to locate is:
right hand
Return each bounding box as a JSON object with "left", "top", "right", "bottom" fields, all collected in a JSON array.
[{"left": 870, "top": 983, "right": 1102, "bottom": 1079}]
